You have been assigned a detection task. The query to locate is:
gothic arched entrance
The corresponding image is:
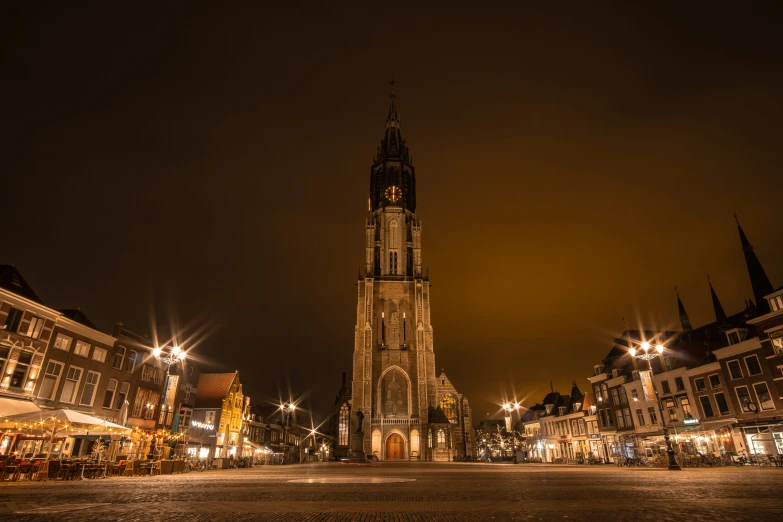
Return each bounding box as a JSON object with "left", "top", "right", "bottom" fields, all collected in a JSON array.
[{"left": 385, "top": 433, "right": 405, "bottom": 460}]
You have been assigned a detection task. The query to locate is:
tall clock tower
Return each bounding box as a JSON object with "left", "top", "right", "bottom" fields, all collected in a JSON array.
[{"left": 350, "top": 86, "right": 474, "bottom": 461}]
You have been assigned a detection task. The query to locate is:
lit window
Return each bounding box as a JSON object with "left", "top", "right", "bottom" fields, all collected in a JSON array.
[
  {"left": 74, "top": 340, "right": 90, "bottom": 357},
  {"left": 79, "top": 371, "right": 100, "bottom": 406},
  {"left": 665, "top": 399, "right": 678, "bottom": 422},
  {"left": 59, "top": 366, "right": 83, "bottom": 404},
  {"left": 92, "top": 347, "right": 107, "bottom": 363},
  {"left": 338, "top": 403, "right": 349, "bottom": 446},
  {"left": 26, "top": 316, "right": 44, "bottom": 339},
  {"left": 54, "top": 333, "right": 73, "bottom": 352},
  {"left": 439, "top": 395, "right": 458, "bottom": 424},
  {"left": 437, "top": 429, "right": 445, "bottom": 444},
  {"left": 38, "top": 361, "right": 64, "bottom": 400},
  {"left": 680, "top": 397, "right": 692, "bottom": 419},
  {"left": 753, "top": 382, "right": 774, "bottom": 410}
]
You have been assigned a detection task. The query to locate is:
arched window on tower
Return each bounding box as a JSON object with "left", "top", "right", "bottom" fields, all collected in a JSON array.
[
  {"left": 338, "top": 403, "right": 349, "bottom": 446},
  {"left": 428, "top": 430, "right": 433, "bottom": 448}
]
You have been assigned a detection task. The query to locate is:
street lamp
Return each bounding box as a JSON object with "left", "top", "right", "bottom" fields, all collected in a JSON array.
[
  {"left": 153, "top": 345, "right": 187, "bottom": 434},
  {"left": 279, "top": 402, "right": 295, "bottom": 464},
  {"left": 503, "top": 402, "right": 521, "bottom": 463},
  {"left": 628, "top": 340, "right": 681, "bottom": 470}
]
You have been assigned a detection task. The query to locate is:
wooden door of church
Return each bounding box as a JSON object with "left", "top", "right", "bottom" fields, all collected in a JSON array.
[{"left": 386, "top": 433, "right": 404, "bottom": 460}]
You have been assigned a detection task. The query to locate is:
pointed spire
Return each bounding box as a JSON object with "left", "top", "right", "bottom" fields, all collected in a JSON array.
[
  {"left": 675, "top": 286, "right": 692, "bottom": 331},
  {"left": 385, "top": 78, "right": 399, "bottom": 128},
  {"left": 735, "top": 214, "right": 774, "bottom": 314},
  {"left": 708, "top": 275, "right": 727, "bottom": 324}
]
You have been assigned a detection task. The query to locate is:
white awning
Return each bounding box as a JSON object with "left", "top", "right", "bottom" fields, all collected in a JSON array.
[{"left": 0, "top": 397, "right": 42, "bottom": 418}]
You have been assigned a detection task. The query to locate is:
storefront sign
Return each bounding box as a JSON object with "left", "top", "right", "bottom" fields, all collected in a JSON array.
[
  {"left": 639, "top": 370, "right": 655, "bottom": 402},
  {"left": 684, "top": 418, "right": 699, "bottom": 425},
  {"left": 192, "top": 420, "right": 215, "bottom": 430},
  {"left": 590, "top": 434, "right": 600, "bottom": 439}
]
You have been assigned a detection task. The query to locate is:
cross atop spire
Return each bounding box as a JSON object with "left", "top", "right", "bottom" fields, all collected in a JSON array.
[{"left": 389, "top": 78, "right": 396, "bottom": 96}]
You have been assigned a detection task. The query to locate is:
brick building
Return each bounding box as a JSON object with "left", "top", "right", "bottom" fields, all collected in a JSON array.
[{"left": 349, "top": 88, "right": 474, "bottom": 461}]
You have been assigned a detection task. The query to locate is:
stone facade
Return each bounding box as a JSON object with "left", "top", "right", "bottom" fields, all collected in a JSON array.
[{"left": 349, "top": 89, "right": 473, "bottom": 461}]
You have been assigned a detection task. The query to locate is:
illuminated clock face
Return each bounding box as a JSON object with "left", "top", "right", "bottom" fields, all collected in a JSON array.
[{"left": 385, "top": 185, "right": 402, "bottom": 203}]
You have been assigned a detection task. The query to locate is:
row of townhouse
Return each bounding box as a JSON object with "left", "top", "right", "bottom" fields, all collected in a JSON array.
[
  {"left": 522, "top": 219, "right": 782, "bottom": 464},
  {"left": 588, "top": 220, "right": 782, "bottom": 462},
  {"left": 522, "top": 385, "right": 601, "bottom": 463},
  {"left": 0, "top": 265, "right": 253, "bottom": 461}
]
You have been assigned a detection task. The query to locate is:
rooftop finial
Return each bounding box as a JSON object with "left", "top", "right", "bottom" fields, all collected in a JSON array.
[
  {"left": 675, "top": 285, "right": 679, "bottom": 298},
  {"left": 389, "top": 78, "right": 396, "bottom": 98},
  {"left": 734, "top": 212, "right": 740, "bottom": 226}
]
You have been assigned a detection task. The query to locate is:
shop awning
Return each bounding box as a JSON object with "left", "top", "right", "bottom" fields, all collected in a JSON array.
[
  {"left": 243, "top": 440, "right": 266, "bottom": 452},
  {"left": 0, "top": 397, "right": 41, "bottom": 417},
  {"left": 676, "top": 418, "right": 737, "bottom": 434}
]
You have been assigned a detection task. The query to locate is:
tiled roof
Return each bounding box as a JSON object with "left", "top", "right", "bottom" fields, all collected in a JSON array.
[
  {"left": 195, "top": 372, "right": 237, "bottom": 408},
  {"left": 0, "top": 265, "right": 43, "bottom": 304}
]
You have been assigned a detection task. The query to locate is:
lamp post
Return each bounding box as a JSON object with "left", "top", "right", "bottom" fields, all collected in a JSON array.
[
  {"left": 152, "top": 345, "right": 186, "bottom": 457},
  {"left": 279, "top": 402, "right": 295, "bottom": 464},
  {"left": 628, "top": 341, "right": 681, "bottom": 471},
  {"left": 503, "top": 402, "right": 521, "bottom": 463}
]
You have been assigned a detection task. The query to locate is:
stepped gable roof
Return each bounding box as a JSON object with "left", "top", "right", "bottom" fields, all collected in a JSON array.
[
  {"left": 428, "top": 405, "right": 450, "bottom": 424},
  {"left": 0, "top": 265, "right": 43, "bottom": 304},
  {"left": 59, "top": 309, "right": 98, "bottom": 330},
  {"left": 195, "top": 372, "right": 237, "bottom": 409}
]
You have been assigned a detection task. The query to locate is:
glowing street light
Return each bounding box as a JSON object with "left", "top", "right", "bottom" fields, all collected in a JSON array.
[
  {"left": 628, "top": 338, "right": 681, "bottom": 471},
  {"left": 502, "top": 402, "right": 522, "bottom": 463},
  {"left": 153, "top": 345, "right": 188, "bottom": 433}
]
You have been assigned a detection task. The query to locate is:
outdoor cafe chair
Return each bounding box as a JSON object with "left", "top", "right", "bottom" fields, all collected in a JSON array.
[
  {"left": 58, "top": 460, "right": 76, "bottom": 480},
  {"left": 0, "top": 460, "right": 15, "bottom": 481}
]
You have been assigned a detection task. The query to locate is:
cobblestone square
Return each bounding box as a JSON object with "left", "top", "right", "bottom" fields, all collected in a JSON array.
[{"left": 2, "top": 462, "right": 782, "bottom": 521}]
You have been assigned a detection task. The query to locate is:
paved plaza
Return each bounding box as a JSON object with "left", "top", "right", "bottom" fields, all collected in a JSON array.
[{"left": 1, "top": 462, "right": 782, "bottom": 521}]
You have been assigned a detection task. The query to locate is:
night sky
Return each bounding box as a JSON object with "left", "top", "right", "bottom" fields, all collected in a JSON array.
[{"left": 3, "top": 4, "right": 783, "bottom": 423}]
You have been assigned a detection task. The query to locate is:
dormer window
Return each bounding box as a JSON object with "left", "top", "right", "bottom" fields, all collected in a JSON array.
[
  {"left": 572, "top": 402, "right": 581, "bottom": 413},
  {"left": 545, "top": 404, "right": 553, "bottom": 414},
  {"left": 558, "top": 406, "right": 566, "bottom": 416},
  {"left": 725, "top": 328, "right": 748, "bottom": 345},
  {"left": 768, "top": 294, "right": 783, "bottom": 312}
]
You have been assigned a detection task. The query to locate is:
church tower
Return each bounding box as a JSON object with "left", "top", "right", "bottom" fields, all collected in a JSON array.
[{"left": 350, "top": 85, "right": 473, "bottom": 461}]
